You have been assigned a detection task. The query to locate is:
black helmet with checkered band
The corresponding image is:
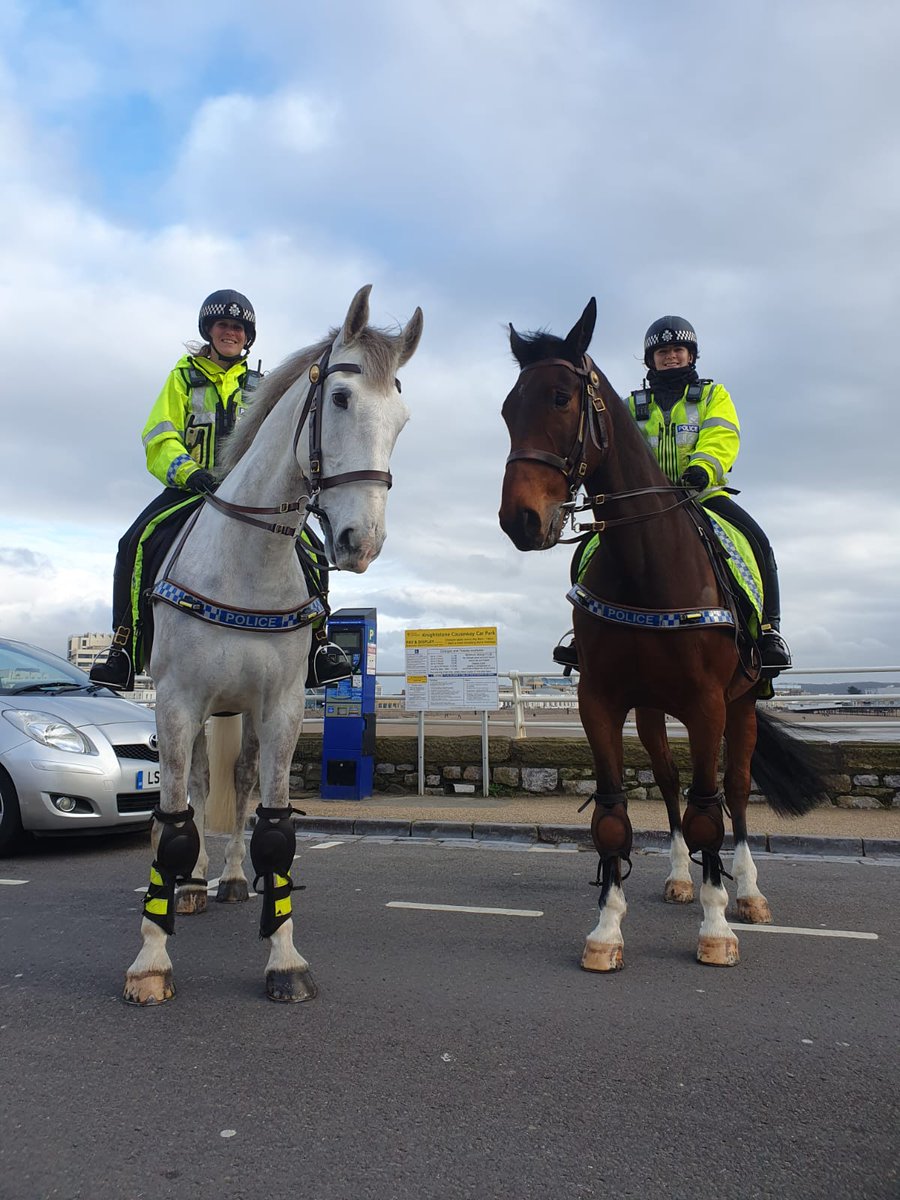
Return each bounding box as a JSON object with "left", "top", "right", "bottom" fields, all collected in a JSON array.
[
  {"left": 198, "top": 290, "right": 256, "bottom": 349},
  {"left": 643, "top": 316, "right": 698, "bottom": 367}
]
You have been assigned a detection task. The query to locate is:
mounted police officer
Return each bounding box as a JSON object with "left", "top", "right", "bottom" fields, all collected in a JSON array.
[
  {"left": 91, "top": 290, "right": 350, "bottom": 692},
  {"left": 554, "top": 315, "right": 791, "bottom": 674}
]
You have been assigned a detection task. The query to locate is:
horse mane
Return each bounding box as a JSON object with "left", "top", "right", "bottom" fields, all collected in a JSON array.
[
  {"left": 510, "top": 329, "right": 572, "bottom": 368},
  {"left": 218, "top": 324, "right": 407, "bottom": 476}
]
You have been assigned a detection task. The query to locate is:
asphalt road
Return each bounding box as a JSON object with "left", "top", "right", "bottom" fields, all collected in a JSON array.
[{"left": 1, "top": 831, "right": 898, "bottom": 1200}]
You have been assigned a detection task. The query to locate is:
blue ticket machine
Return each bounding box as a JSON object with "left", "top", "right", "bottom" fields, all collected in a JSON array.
[{"left": 320, "top": 608, "right": 377, "bottom": 800}]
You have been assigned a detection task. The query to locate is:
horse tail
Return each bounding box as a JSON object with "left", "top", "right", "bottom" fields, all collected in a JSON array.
[
  {"left": 751, "top": 708, "right": 830, "bottom": 817},
  {"left": 205, "top": 715, "right": 242, "bottom": 834}
]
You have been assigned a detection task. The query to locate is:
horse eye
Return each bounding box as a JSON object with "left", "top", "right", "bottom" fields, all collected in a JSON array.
[
  {"left": 332, "top": 388, "right": 350, "bottom": 410},
  {"left": 395, "top": 378, "right": 402, "bottom": 394},
  {"left": 553, "top": 390, "right": 571, "bottom": 408}
]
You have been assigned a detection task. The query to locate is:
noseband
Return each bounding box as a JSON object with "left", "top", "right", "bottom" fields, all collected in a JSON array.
[{"left": 505, "top": 355, "right": 608, "bottom": 496}]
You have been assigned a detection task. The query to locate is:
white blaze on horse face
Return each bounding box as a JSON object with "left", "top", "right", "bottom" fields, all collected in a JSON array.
[{"left": 314, "top": 345, "right": 410, "bottom": 573}]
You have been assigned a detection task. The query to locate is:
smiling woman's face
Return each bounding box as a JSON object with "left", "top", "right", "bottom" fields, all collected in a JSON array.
[
  {"left": 652, "top": 345, "right": 691, "bottom": 370},
  {"left": 208, "top": 319, "right": 248, "bottom": 362}
]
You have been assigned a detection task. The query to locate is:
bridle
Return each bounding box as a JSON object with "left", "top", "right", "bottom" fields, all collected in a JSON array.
[
  {"left": 506, "top": 356, "right": 608, "bottom": 497},
  {"left": 201, "top": 340, "right": 397, "bottom": 558},
  {"left": 505, "top": 354, "right": 700, "bottom": 540}
]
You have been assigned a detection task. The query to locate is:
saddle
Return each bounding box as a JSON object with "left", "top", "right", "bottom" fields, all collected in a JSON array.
[
  {"left": 128, "top": 498, "right": 329, "bottom": 676},
  {"left": 570, "top": 499, "right": 767, "bottom": 674}
]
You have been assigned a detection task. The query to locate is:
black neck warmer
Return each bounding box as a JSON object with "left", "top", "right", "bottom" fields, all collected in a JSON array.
[{"left": 646, "top": 364, "right": 699, "bottom": 411}]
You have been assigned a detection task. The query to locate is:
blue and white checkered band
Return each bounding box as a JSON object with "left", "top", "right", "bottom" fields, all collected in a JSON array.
[
  {"left": 567, "top": 584, "right": 735, "bottom": 630},
  {"left": 152, "top": 580, "right": 324, "bottom": 632},
  {"left": 201, "top": 301, "right": 253, "bottom": 324},
  {"left": 707, "top": 516, "right": 763, "bottom": 613},
  {"left": 645, "top": 328, "right": 697, "bottom": 352}
]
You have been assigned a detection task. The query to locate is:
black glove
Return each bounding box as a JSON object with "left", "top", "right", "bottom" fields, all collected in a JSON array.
[
  {"left": 186, "top": 469, "right": 217, "bottom": 495},
  {"left": 681, "top": 466, "right": 709, "bottom": 491}
]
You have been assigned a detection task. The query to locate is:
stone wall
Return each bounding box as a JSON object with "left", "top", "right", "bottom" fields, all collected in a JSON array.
[{"left": 292, "top": 733, "right": 900, "bottom": 810}]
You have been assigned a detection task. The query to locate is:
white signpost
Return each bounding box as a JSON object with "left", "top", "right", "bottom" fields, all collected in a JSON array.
[{"left": 404, "top": 626, "right": 499, "bottom": 796}]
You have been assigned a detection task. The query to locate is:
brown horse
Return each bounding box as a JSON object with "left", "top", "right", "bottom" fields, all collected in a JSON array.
[{"left": 499, "top": 297, "right": 826, "bottom": 971}]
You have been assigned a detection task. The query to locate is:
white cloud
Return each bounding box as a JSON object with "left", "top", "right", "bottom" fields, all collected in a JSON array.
[{"left": 0, "top": 0, "right": 898, "bottom": 680}]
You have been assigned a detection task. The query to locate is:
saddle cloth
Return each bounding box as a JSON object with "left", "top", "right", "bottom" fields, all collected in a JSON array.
[{"left": 573, "top": 506, "right": 764, "bottom": 621}]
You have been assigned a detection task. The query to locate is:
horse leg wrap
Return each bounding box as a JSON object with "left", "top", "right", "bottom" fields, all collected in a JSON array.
[
  {"left": 682, "top": 788, "right": 725, "bottom": 855},
  {"left": 250, "top": 806, "right": 296, "bottom": 939},
  {"left": 143, "top": 806, "right": 200, "bottom": 934},
  {"left": 584, "top": 792, "right": 633, "bottom": 884}
]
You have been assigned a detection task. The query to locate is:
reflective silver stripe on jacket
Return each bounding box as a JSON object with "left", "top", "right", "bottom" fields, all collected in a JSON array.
[
  {"left": 142, "top": 420, "right": 179, "bottom": 447},
  {"left": 691, "top": 450, "right": 726, "bottom": 483},
  {"left": 700, "top": 415, "right": 740, "bottom": 435}
]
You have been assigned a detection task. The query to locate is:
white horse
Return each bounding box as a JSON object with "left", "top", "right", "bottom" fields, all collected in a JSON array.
[{"left": 123, "top": 285, "right": 423, "bottom": 1005}]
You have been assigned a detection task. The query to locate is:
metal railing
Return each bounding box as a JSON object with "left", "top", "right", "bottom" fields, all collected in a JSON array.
[{"left": 370, "top": 666, "right": 900, "bottom": 738}]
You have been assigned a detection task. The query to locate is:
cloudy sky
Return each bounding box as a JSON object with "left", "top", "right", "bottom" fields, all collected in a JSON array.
[{"left": 1, "top": 0, "right": 898, "bottom": 681}]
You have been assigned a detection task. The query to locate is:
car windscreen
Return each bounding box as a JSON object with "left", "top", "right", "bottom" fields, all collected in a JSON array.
[{"left": 0, "top": 640, "right": 92, "bottom": 694}]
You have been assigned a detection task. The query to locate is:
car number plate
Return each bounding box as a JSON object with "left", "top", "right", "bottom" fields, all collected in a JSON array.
[{"left": 136, "top": 767, "right": 161, "bottom": 790}]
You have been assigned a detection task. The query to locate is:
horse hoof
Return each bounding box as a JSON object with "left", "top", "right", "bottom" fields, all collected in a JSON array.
[
  {"left": 581, "top": 940, "right": 624, "bottom": 973},
  {"left": 664, "top": 880, "right": 694, "bottom": 904},
  {"left": 176, "top": 886, "right": 208, "bottom": 915},
  {"left": 216, "top": 879, "right": 249, "bottom": 903},
  {"left": 697, "top": 936, "right": 740, "bottom": 966},
  {"left": 735, "top": 896, "right": 772, "bottom": 924},
  {"left": 266, "top": 967, "right": 318, "bottom": 1003},
  {"left": 123, "top": 970, "right": 175, "bottom": 1005}
]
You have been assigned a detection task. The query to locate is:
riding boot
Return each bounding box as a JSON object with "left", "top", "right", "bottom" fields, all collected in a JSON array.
[
  {"left": 552, "top": 632, "right": 579, "bottom": 675},
  {"left": 759, "top": 550, "right": 792, "bottom": 672},
  {"left": 305, "top": 634, "right": 353, "bottom": 689},
  {"left": 89, "top": 626, "right": 135, "bottom": 690}
]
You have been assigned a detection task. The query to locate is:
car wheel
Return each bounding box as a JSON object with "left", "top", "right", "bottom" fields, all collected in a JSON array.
[{"left": 0, "top": 767, "right": 25, "bottom": 856}]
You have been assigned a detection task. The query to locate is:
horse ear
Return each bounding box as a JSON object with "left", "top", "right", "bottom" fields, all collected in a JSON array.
[
  {"left": 509, "top": 323, "right": 528, "bottom": 367},
  {"left": 340, "top": 284, "right": 373, "bottom": 345},
  {"left": 563, "top": 297, "right": 597, "bottom": 361},
  {"left": 397, "top": 307, "right": 424, "bottom": 367}
]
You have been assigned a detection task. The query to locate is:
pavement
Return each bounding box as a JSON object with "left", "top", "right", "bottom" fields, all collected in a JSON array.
[{"left": 289, "top": 790, "right": 900, "bottom": 857}]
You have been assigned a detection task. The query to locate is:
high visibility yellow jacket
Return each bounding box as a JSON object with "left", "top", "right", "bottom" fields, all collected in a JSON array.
[
  {"left": 141, "top": 354, "right": 255, "bottom": 489},
  {"left": 625, "top": 379, "right": 740, "bottom": 494}
]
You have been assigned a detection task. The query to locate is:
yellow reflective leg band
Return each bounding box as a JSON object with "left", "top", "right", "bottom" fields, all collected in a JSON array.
[
  {"left": 274, "top": 874, "right": 292, "bottom": 919},
  {"left": 143, "top": 862, "right": 176, "bottom": 934}
]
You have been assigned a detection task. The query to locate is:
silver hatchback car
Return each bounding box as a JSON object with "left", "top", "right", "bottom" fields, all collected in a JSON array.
[{"left": 0, "top": 637, "right": 160, "bottom": 854}]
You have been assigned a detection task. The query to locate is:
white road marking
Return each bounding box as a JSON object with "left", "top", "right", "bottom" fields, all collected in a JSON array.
[
  {"left": 387, "top": 901, "right": 543, "bottom": 918},
  {"left": 307, "top": 841, "right": 344, "bottom": 850},
  {"left": 0, "top": 879, "right": 29, "bottom": 886},
  {"left": 733, "top": 924, "right": 877, "bottom": 940}
]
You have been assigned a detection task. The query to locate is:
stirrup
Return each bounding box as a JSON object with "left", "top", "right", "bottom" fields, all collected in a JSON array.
[
  {"left": 89, "top": 646, "right": 134, "bottom": 691},
  {"left": 306, "top": 641, "right": 353, "bottom": 689},
  {"left": 552, "top": 635, "right": 579, "bottom": 674},
  {"left": 759, "top": 627, "right": 792, "bottom": 671}
]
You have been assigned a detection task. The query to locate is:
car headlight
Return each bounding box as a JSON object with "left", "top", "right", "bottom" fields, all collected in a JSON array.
[{"left": 2, "top": 709, "right": 94, "bottom": 754}]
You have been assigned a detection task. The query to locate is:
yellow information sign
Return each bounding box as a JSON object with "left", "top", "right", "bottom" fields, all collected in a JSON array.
[{"left": 404, "top": 626, "right": 499, "bottom": 711}]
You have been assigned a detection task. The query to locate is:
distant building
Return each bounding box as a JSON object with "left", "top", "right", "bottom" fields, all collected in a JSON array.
[{"left": 67, "top": 633, "right": 110, "bottom": 674}]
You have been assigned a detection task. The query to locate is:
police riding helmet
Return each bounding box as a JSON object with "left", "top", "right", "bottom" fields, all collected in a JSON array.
[
  {"left": 198, "top": 290, "right": 256, "bottom": 350},
  {"left": 643, "top": 316, "right": 698, "bottom": 367}
]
